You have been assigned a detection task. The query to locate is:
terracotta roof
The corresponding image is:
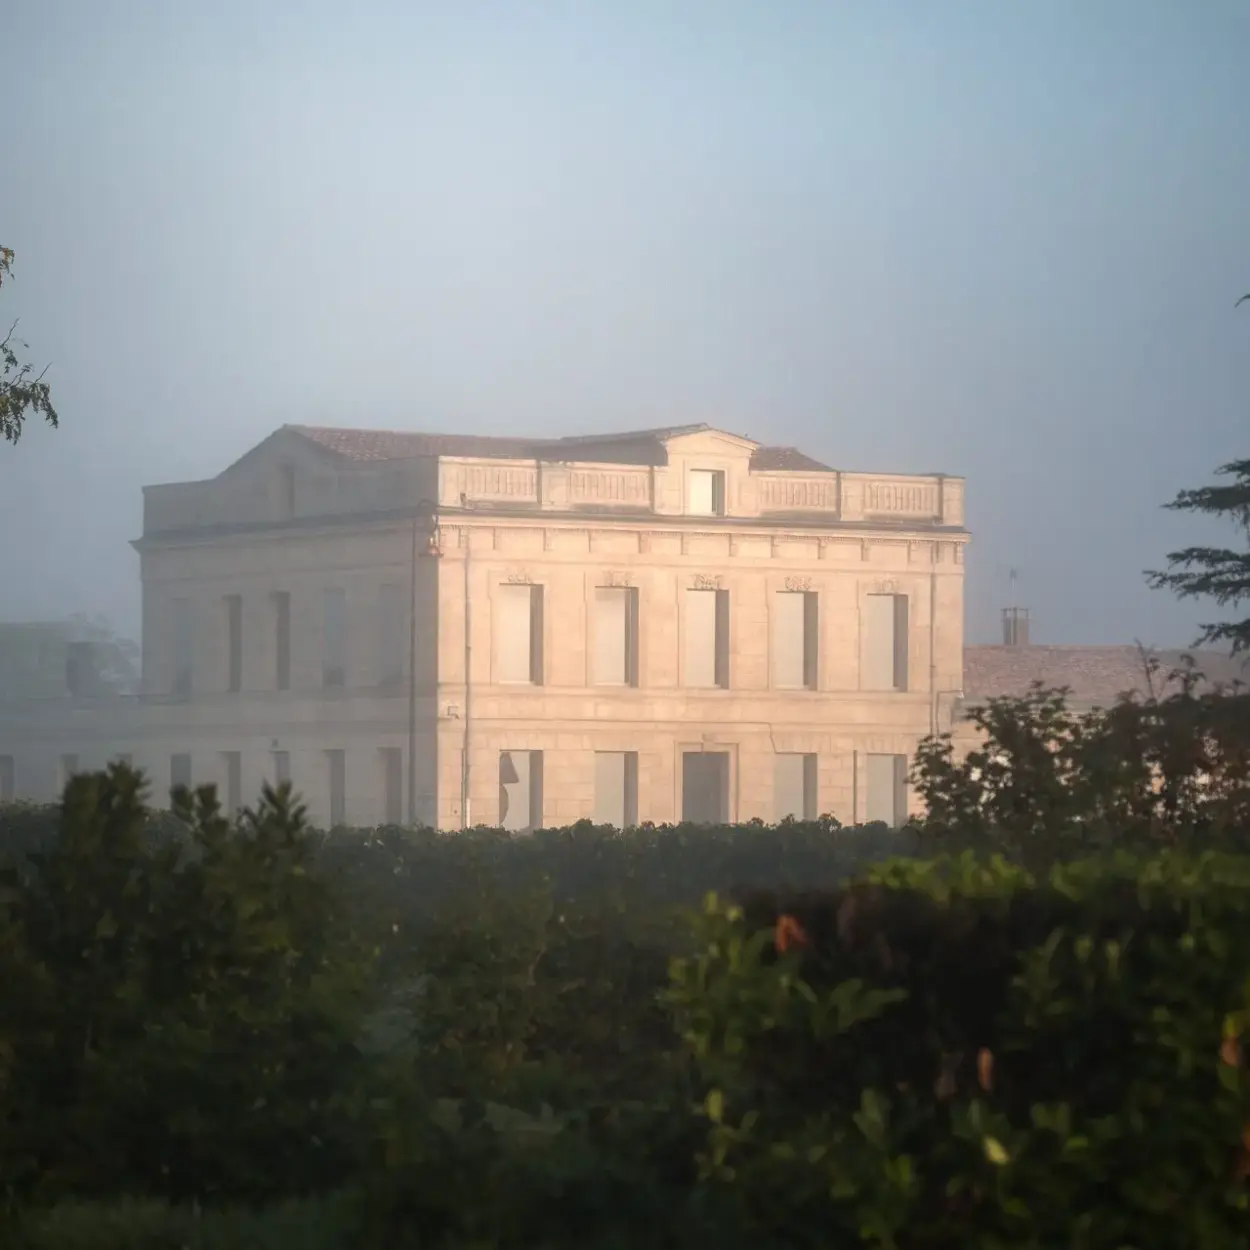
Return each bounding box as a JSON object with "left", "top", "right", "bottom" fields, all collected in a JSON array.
[
  {"left": 963, "top": 645, "right": 1250, "bottom": 709},
  {"left": 751, "top": 446, "right": 834, "bottom": 472},
  {"left": 286, "top": 426, "right": 538, "bottom": 462},
  {"left": 285, "top": 423, "right": 834, "bottom": 474}
]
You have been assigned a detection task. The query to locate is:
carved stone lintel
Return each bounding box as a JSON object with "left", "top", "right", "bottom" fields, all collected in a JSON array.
[
  {"left": 870, "top": 578, "right": 900, "bottom": 595},
  {"left": 784, "top": 575, "right": 813, "bottom": 592},
  {"left": 505, "top": 569, "right": 534, "bottom": 585},
  {"left": 602, "top": 570, "right": 633, "bottom": 588},
  {"left": 691, "top": 572, "right": 720, "bottom": 591}
]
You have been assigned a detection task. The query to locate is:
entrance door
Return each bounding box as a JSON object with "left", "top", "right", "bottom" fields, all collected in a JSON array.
[{"left": 682, "top": 750, "right": 730, "bottom": 824}]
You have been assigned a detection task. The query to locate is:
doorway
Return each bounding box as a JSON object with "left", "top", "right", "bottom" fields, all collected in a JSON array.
[{"left": 681, "top": 750, "right": 730, "bottom": 824}]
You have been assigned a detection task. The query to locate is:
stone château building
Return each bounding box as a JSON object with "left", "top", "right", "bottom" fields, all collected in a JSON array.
[{"left": 0, "top": 423, "right": 970, "bottom": 829}]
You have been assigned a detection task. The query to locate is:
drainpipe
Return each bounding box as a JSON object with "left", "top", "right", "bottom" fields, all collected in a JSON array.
[
  {"left": 407, "top": 510, "right": 419, "bottom": 826},
  {"left": 929, "top": 561, "right": 939, "bottom": 738},
  {"left": 460, "top": 495, "right": 473, "bottom": 829},
  {"left": 928, "top": 476, "right": 943, "bottom": 738}
]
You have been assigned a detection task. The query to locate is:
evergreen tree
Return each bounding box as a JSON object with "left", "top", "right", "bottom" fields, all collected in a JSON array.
[{"left": 1146, "top": 294, "right": 1250, "bottom": 654}]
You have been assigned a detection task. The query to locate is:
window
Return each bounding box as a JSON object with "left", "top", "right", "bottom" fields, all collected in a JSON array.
[
  {"left": 273, "top": 591, "right": 291, "bottom": 690},
  {"left": 772, "top": 591, "right": 819, "bottom": 689},
  {"left": 221, "top": 751, "right": 242, "bottom": 814},
  {"left": 594, "top": 751, "right": 639, "bottom": 827},
  {"left": 326, "top": 749, "right": 346, "bottom": 827},
  {"left": 379, "top": 583, "right": 406, "bottom": 688},
  {"left": 682, "top": 751, "right": 730, "bottom": 824},
  {"left": 225, "top": 595, "right": 243, "bottom": 692},
  {"left": 323, "top": 588, "right": 347, "bottom": 689},
  {"left": 593, "top": 587, "right": 639, "bottom": 686},
  {"left": 170, "top": 753, "right": 192, "bottom": 792},
  {"left": 0, "top": 755, "right": 14, "bottom": 802},
  {"left": 499, "top": 750, "right": 543, "bottom": 833},
  {"left": 381, "top": 747, "right": 403, "bottom": 825},
  {"left": 65, "top": 641, "right": 96, "bottom": 699},
  {"left": 59, "top": 754, "right": 80, "bottom": 789},
  {"left": 271, "top": 750, "right": 291, "bottom": 787},
  {"left": 684, "top": 588, "right": 729, "bottom": 688},
  {"left": 171, "top": 598, "right": 193, "bottom": 698},
  {"left": 493, "top": 583, "right": 544, "bottom": 684},
  {"left": 863, "top": 593, "right": 909, "bottom": 691},
  {"left": 865, "top": 753, "right": 908, "bottom": 827},
  {"left": 687, "top": 469, "right": 726, "bottom": 516},
  {"left": 775, "top": 753, "right": 818, "bottom": 822}
]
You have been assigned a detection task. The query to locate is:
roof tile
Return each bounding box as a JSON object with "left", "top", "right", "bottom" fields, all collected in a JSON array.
[
  {"left": 286, "top": 423, "right": 836, "bottom": 473},
  {"left": 963, "top": 645, "right": 1249, "bottom": 708}
]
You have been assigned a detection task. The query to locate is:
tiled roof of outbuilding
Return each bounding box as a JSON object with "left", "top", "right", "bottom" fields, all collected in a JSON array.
[{"left": 963, "top": 644, "right": 1249, "bottom": 709}]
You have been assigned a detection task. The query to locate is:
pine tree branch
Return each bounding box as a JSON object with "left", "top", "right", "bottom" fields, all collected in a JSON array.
[{"left": 1161, "top": 461, "right": 1250, "bottom": 531}]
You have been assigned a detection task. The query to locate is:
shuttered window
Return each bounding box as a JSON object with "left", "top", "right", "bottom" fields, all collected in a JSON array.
[
  {"left": 775, "top": 753, "right": 818, "bottom": 821},
  {"left": 594, "top": 751, "right": 639, "bottom": 827},
  {"left": 685, "top": 589, "right": 729, "bottom": 688},
  {"left": 863, "top": 594, "right": 909, "bottom": 691},
  {"left": 494, "top": 584, "right": 544, "bottom": 684},
  {"left": 865, "top": 753, "right": 908, "bottom": 827}
]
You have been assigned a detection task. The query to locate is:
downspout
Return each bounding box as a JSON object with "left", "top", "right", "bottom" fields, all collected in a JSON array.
[
  {"left": 929, "top": 476, "right": 943, "bottom": 738},
  {"left": 460, "top": 496, "right": 473, "bottom": 829},
  {"left": 929, "top": 561, "right": 939, "bottom": 738},
  {"left": 406, "top": 510, "right": 419, "bottom": 825}
]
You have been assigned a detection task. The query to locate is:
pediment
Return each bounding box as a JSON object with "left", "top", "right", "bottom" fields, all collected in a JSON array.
[{"left": 661, "top": 428, "right": 760, "bottom": 458}]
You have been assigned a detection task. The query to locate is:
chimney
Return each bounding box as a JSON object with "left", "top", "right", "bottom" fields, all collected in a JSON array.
[{"left": 1001, "top": 606, "right": 1030, "bottom": 647}]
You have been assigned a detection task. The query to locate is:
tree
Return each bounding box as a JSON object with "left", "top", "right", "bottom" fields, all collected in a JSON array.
[
  {"left": 0, "top": 246, "right": 59, "bottom": 445},
  {"left": 1145, "top": 294, "right": 1250, "bottom": 654}
]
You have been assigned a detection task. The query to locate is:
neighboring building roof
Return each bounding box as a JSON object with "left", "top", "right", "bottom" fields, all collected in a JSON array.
[
  {"left": 749, "top": 445, "right": 835, "bottom": 472},
  {"left": 963, "top": 644, "right": 1250, "bottom": 709},
  {"left": 284, "top": 422, "right": 834, "bottom": 474}
]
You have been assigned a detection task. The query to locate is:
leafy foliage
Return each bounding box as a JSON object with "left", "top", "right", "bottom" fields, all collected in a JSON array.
[
  {"left": 0, "top": 247, "right": 58, "bottom": 446},
  {"left": 913, "top": 668, "right": 1250, "bottom": 872},
  {"left": 0, "top": 765, "right": 375, "bottom": 1205},
  {"left": 4, "top": 684, "right": 1250, "bottom": 1247},
  {"left": 675, "top": 859, "right": 1250, "bottom": 1248}
]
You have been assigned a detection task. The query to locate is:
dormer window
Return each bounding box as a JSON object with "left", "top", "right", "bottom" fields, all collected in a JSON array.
[{"left": 688, "top": 469, "right": 726, "bottom": 516}]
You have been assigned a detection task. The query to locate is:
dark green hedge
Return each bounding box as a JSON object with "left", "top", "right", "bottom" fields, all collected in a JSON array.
[
  {"left": 671, "top": 854, "right": 1250, "bottom": 1248},
  {"left": 6, "top": 760, "right": 1250, "bottom": 1247}
]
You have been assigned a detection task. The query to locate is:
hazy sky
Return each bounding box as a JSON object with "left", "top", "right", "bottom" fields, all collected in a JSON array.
[{"left": 3, "top": 0, "right": 1248, "bottom": 646}]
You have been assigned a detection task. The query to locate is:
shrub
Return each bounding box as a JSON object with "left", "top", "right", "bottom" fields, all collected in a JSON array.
[
  {"left": 667, "top": 853, "right": 1250, "bottom": 1248},
  {"left": 10, "top": 1194, "right": 354, "bottom": 1250},
  {"left": 0, "top": 765, "right": 377, "bottom": 1205},
  {"left": 915, "top": 677, "right": 1250, "bottom": 871}
]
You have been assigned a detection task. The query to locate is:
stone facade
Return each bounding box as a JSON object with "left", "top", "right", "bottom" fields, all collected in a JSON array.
[{"left": 0, "top": 423, "right": 970, "bottom": 828}]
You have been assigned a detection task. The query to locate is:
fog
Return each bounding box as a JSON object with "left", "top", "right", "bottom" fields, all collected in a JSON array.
[{"left": 2, "top": 0, "right": 1248, "bottom": 646}]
